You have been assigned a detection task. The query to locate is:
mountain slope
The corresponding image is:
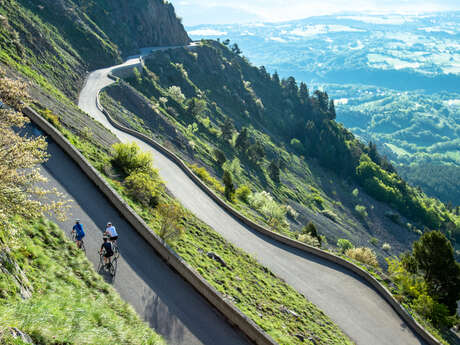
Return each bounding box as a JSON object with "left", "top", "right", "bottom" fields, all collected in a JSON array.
[
  {"left": 185, "top": 13, "right": 460, "bottom": 205},
  {"left": 102, "top": 41, "right": 459, "bottom": 261}
]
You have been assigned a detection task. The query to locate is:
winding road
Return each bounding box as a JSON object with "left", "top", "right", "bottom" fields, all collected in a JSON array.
[
  {"left": 34, "top": 125, "right": 252, "bottom": 345},
  {"left": 77, "top": 47, "right": 426, "bottom": 345}
]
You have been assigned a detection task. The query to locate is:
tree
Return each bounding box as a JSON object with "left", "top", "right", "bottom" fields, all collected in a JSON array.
[
  {"left": 302, "top": 221, "right": 321, "bottom": 246},
  {"left": 413, "top": 231, "right": 460, "bottom": 313},
  {"left": 268, "top": 160, "right": 280, "bottom": 184},
  {"left": 220, "top": 117, "right": 235, "bottom": 142},
  {"left": 247, "top": 141, "right": 265, "bottom": 163},
  {"left": 186, "top": 97, "right": 207, "bottom": 117},
  {"left": 223, "top": 170, "right": 235, "bottom": 201},
  {"left": 328, "top": 99, "right": 336, "bottom": 120},
  {"left": 111, "top": 142, "right": 154, "bottom": 177},
  {"left": 156, "top": 203, "right": 185, "bottom": 242},
  {"left": 231, "top": 43, "right": 242, "bottom": 55},
  {"left": 214, "top": 148, "right": 226, "bottom": 166},
  {"left": 167, "top": 85, "right": 186, "bottom": 103},
  {"left": 0, "top": 70, "right": 67, "bottom": 244},
  {"left": 235, "top": 127, "right": 250, "bottom": 151},
  {"left": 272, "top": 71, "right": 280, "bottom": 85},
  {"left": 222, "top": 39, "right": 230, "bottom": 46}
]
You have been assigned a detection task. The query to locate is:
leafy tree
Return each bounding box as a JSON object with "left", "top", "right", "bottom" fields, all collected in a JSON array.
[
  {"left": 0, "top": 71, "right": 68, "bottom": 244},
  {"left": 235, "top": 127, "right": 250, "bottom": 151},
  {"left": 214, "top": 148, "right": 226, "bottom": 166},
  {"left": 167, "top": 85, "right": 186, "bottom": 103},
  {"left": 223, "top": 170, "right": 235, "bottom": 201},
  {"left": 156, "top": 203, "right": 185, "bottom": 242},
  {"left": 413, "top": 231, "right": 460, "bottom": 313},
  {"left": 268, "top": 160, "right": 280, "bottom": 184},
  {"left": 222, "top": 39, "right": 230, "bottom": 46},
  {"left": 220, "top": 116, "right": 235, "bottom": 142},
  {"left": 111, "top": 142, "right": 154, "bottom": 176}
]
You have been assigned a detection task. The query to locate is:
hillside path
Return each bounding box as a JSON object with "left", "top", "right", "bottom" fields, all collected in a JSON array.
[{"left": 78, "top": 46, "right": 426, "bottom": 345}]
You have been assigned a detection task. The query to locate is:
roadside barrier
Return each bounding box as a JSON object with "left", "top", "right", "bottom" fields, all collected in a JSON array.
[{"left": 23, "top": 106, "right": 278, "bottom": 345}]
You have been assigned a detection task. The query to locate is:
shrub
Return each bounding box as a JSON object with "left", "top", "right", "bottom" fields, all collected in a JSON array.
[
  {"left": 235, "top": 185, "right": 251, "bottom": 203},
  {"left": 298, "top": 233, "right": 320, "bottom": 247},
  {"left": 214, "top": 148, "right": 226, "bottom": 165},
  {"left": 156, "top": 203, "right": 184, "bottom": 242},
  {"left": 167, "top": 85, "right": 185, "bottom": 103},
  {"left": 290, "top": 138, "right": 304, "bottom": 152},
  {"left": 337, "top": 239, "right": 354, "bottom": 253},
  {"left": 302, "top": 222, "right": 321, "bottom": 246},
  {"left": 124, "top": 171, "right": 161, "bottom": 207},
  {"left": 190, "top": 164, "right": 224, "bottom": 193},
  {"left": 111, "top": 142, "right": 153, "bottom": 176},
  {"left": 382, "top": 242, "right": 391, "bottom": 252},
  {"left": 248, "top": 191, "right": 288, "bottom": 230},
  {"left": 412, "top": 294, "right": 452, "bottom": 327},
  {"left": 355, "top": 204, "right": 368, "bottom": 219},
  {"left": 352, "top": 188, "right": 359, "bottom": 197},
  {"left": 345, "top": 247, "right": 379, "bottom": 267},
  {"left": 385, "top": 211, "right": 402, "bottom": 225}
]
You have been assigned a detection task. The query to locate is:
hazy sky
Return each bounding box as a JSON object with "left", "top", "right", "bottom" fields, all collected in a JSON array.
[{"left": 170, "top": 0, "right": 460, "bottom": 25}]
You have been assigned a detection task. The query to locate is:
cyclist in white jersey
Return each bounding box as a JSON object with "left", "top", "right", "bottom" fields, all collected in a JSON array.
[{"left": 104, "top": 222, "right": 118, "bottom": 242}]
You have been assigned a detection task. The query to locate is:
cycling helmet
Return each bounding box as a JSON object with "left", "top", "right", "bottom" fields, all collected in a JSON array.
[
  {"left": 107, "top": 222, "right": 112, "bottom": 226},
  {"left": 76, "top": 219, "right": 80, "bottom": 223}
]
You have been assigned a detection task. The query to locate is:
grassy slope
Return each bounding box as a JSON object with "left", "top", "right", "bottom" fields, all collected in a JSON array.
[
  {"left": 59, "top": 110, "right": 353, "bottom": 345},
  {"left": 0, "top": 218, "right": 164, "bottom": 345}
]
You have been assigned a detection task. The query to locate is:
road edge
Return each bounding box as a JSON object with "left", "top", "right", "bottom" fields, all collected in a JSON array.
[{"left": 23, "top": 106, "right": 278, "bottom": 345}]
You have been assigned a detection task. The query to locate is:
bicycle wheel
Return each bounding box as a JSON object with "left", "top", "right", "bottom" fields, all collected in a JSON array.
[
  {"left": 97, "top": 254, "right": 104, "bottom": 272},
  {"left": 109, "top": 257, "right": 117, "bottom": 277},
  {"left": 80, "top": 240, "right": 86, "bottom": 253}
]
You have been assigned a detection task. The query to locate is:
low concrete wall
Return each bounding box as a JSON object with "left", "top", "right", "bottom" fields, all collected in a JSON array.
[
  {"left": 23, "top": 106, "right": 278, "bottom": 345},
  {"left": 96, "top": 77, "right": 442, "bottom": 345}
]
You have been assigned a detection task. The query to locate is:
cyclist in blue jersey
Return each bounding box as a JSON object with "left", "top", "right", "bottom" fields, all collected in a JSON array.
[{"left": 72, "top": 219, "right": 85, "bottom": 249}]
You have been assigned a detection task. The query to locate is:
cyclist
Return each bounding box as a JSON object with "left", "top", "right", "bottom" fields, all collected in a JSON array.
[
  {"left": 72, "top": 219, "right": 85, "bottom": 249},
  {"left": 99, "top": 236, "right": 114, "bottom": 269},
  {"left": 104, "top": 222, "right": 118, "bottom": 243}
]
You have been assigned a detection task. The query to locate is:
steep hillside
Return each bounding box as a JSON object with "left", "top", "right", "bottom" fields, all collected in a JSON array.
[
  {"left": 186, "top": 13, "right": 460, "bottom": 205},
  {"left": 102, "top": 40, "right": 459, "bottom": 261},
  {"left": 0, "top": 218, "right": 165, "bottom": 345},
  {"left": 0, "top": 0, "right": 189, "bottom": 99}
]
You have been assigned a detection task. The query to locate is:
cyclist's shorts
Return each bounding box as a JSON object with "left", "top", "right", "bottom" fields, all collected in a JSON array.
[
  {"left": 110, "top": 236, "right": 118, "bottom": 241},
  {"left": 76, "top": 235, "right": 84, "bottom": 241},
  {"left": 104, "top": 252, "right": 113, "bottom": 258}
]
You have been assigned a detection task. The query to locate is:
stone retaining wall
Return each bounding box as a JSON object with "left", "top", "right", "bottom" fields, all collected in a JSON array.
[{"left": 23, "top": 106, "right": 278, "bottom": 345}]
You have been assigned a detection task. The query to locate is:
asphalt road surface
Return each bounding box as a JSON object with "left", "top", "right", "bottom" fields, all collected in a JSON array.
[
  {"left": 31, "top": 125, "right": 252, "bottom": 345},
  {"left": 78, "top": 47, "right": 426, "bottom": 345}
]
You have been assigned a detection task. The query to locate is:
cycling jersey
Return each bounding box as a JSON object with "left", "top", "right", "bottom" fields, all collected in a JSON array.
[
  {"left": 73, "top": 223, "right": 85, "bottom": 239},
  {"left": 106, "top": 225, "right": 117, "bottom": 238},
  {"left": 101, "top": 242, "right": 114, "bottom": 257}
]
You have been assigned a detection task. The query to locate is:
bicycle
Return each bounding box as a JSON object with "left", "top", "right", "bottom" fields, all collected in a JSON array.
[
  {"left": 71, "top": 230, "right": 86, "bottom": 253},
  {"left": 99, "top": 252, "right": 118, "bottom": 277}
]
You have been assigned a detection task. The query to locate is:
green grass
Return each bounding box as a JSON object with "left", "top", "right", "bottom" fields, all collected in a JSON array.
[
  {"left": 0, "top": 218, "right": 164, "bottom": 345},
  {"left": 61, "top": 112, "right": 354, "bottom": 345}
]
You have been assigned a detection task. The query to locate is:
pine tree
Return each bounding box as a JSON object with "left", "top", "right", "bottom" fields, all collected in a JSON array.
[{"left": 328, "top": 99, "right": 336, "bottom": 120}]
